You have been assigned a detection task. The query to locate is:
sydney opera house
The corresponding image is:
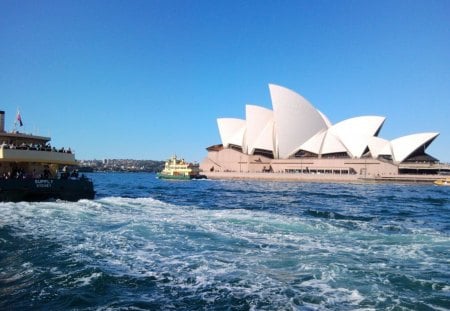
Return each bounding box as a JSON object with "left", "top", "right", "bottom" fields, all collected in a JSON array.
[{"left": 200, "top": 84, "right": 449, "bottom": 182}]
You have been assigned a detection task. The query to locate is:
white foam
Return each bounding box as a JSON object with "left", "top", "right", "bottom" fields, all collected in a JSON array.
[
  {"left": 74, "top": 272, "right": 102, "bottom": 287},
  {"left": 2, "top": 195, "right": 448, "bottom": 308},
  {"left": 424, "top": 304, "right": 450, "bottom": 311},
  {"left": 301, "top": 278, "right": 366, "bottom": 306}
]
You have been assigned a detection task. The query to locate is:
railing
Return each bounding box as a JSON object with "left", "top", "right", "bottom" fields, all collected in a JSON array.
[{"left": 0, "top": 147, "right": 77, "bottom": 165}]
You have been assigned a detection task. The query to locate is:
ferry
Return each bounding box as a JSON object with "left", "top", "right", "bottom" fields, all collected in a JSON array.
[
  {"left": 0, "top": 111, "right": 95, "bottom": 202},
  {"left": 157, "top": 155, "right": 207, "bottom": 180},
  {"left": 434, "top": 177, "right": 450, "bottom": 186}
]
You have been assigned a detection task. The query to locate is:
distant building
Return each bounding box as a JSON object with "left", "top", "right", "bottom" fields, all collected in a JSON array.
[{"left": 201, "top": 84, "right": 447, "bottom": 179}]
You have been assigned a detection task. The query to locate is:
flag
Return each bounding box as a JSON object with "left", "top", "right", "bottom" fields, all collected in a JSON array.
[{"left": 16, "top": 111, "right": 23, "bottom": 127}]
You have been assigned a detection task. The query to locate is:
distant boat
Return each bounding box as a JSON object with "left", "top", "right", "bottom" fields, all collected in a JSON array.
[
  {"left": 0, "top": 110, "right": 95, "bottom": 202},
  {"left": 157, "top": 155, "right": 207, "bottom": 180},
  {"left": 433, "top": 177, "right": 450, "bottom": 186}
]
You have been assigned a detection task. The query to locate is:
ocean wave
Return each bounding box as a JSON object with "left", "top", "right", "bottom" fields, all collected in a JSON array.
[{"left": 1, "top": 177, "right": 450, "bottom": 309}]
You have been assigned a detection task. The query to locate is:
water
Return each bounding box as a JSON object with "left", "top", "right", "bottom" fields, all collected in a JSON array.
[{"left": 1, "top": 173, "right": 449, "bottom": 310}]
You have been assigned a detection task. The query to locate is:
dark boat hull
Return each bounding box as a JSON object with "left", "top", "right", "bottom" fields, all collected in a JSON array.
[
  {"left": 0, "top": 178, "right": 95, "bottom": 202},
  {"left": 156, "top": 173, "right": 207, "bottom": 180}
]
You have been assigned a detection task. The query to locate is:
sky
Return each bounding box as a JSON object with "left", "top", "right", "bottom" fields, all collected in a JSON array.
[{"left": 0, "top": 0, "right": 449, "bottom": 162}]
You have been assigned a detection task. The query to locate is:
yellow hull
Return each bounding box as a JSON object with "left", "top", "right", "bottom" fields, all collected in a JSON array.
[{"left": 434, "top": 178, "right": 450, "bottom": 186}]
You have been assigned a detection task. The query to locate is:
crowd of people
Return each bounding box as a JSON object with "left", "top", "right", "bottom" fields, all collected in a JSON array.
[
  {"left": 0, "top": 142, "right": 72, "bottom": 153},
  {"left": 1, "top": 167, "right": 80, "bottom": 180}
]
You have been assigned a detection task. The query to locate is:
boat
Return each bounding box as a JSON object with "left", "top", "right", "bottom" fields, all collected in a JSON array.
[
  {"left": 157, "top": 155, "right": 207, "bottom": 180},
  {"left": 0, "top": 110, "right": 95, "bottom": 202},
  {"left": 434, "top": 177, "right": 450, "bottom": 186}
]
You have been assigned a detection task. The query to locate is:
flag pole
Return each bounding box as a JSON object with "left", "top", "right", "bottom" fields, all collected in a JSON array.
[
  {"left": 15, "top": 107, "right": 23, "bottom": 131},
  {"left": 13, "top": 107, "right": 18, "bottom": 132}
]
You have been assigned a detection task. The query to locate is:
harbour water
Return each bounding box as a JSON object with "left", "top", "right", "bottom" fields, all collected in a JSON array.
[{"left": 1, "top": 173, "right": 449, "bottom": 310}]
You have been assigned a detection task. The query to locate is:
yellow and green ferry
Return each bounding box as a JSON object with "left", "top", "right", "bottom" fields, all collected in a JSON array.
[{"left": 157, "top": 155, "right": 206, "bottom": 180}]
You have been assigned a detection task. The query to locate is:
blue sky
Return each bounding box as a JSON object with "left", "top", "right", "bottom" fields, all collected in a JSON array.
[{"left": 1, "top": 0, "right": 449, "bottom": 162}]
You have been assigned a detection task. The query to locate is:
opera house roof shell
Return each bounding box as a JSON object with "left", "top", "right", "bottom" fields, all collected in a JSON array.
[{"left": 216, "top": 84, "right": 439, "bottom": 164}]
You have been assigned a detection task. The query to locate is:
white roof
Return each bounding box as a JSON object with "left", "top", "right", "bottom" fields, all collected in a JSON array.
[
  {"left": 320, "top": 131, "right": 348, "bottom": 155},
  {"left": 245, "top": 105, "right": 274, "bottom": 154},
  {"left": 269, "top": 84, "right": 329, "bottom": 158},
  {"left": 214, "top": 85, "right": 440, "bottom": 162},
  {"left": 368, "top": 136, "right": 391, "bottom": 158},
  {"left": 217, "top": 118, "right": 246, "bottom": 149},
  {"left": 317, "top": 109, "right": 333, "bottom": 128},
  {"left": 390, "top": 132, "right": 439, "bottom": 163},
  {"left": 299, "top": 116, "right": 385, "bottom": 157},
  {"left": 327, "top": 116, "right": 385, "bottom": 158},
  {"left": 298, "top": 129, "right": 327, "bottom": 155}
]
